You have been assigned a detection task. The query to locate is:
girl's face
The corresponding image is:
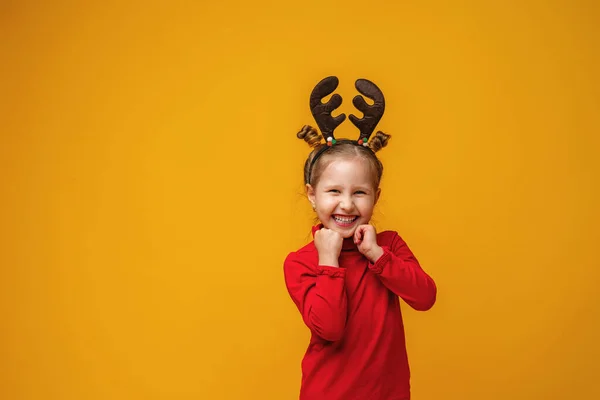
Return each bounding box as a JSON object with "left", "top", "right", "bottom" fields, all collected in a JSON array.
[{"left": 307, "top": 157, "right": 380, "bottom": 239}]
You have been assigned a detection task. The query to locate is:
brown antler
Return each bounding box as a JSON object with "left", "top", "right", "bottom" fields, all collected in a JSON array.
[
  {"left": 310, "top": 76, "right": 346, "bottom": 143},
  {"left": 349, "top": 79, "right": 385, "bottom": 144}
]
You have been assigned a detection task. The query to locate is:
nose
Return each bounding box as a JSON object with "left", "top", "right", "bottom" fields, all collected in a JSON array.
[{"left": 339, "top": 195, "right": 354, "bottom": 212}]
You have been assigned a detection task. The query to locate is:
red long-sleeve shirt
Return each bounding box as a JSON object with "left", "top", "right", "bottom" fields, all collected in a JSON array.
[{"left": 284, "top": 225, "right": 437, "bottom": 400}]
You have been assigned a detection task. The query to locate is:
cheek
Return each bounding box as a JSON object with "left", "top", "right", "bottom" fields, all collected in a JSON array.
[
  {"left": 315, "top": 195, "right": 337, "bottom": 211},
  {"left": 357, "top": 198, "right": 376, "bottom": 214}
]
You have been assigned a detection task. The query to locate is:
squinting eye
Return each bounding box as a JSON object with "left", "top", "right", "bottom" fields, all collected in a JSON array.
[
  {"left": 328, "top": 190, "right": 340, "bottom": 193},
  {"left": 355, "top": 191, "right": 366, "bottom": 195}
]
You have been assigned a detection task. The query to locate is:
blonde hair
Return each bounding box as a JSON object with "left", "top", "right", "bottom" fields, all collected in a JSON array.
[{"left": 297, "top": 125, "right": 391, "bottom": 187}]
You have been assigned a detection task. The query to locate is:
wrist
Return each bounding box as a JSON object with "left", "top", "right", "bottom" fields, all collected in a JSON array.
[
  {"left": 319, "top": 254, "right": 340, "bottom": 268},
  {"left": 366, "top": 246, "right": 384, "bottom": 263}
]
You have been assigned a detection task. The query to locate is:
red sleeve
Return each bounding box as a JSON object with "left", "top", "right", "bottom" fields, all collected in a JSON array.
[
  {"left": 368, "top": 232, "right": 437, "bottom": 311},
  {"left": 283, "top": 251, "right": 348, "bottom": 341}
]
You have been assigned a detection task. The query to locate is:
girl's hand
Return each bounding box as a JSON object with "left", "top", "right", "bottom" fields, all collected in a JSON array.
[
  {"left": 354, "top": 224, "right": 384, "bottom": 263},
  {"left": 314, "top": 228, "right": 343, "bottom": 267}
]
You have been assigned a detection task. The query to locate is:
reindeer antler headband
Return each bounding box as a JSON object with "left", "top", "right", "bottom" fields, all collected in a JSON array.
[{"left": 305, "top": 76, "right": 387, "bottom": 183}]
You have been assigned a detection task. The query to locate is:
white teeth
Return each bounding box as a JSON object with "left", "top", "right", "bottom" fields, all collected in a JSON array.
[{"left": 334, "top": 216, "right": 357, "bottom": 223}]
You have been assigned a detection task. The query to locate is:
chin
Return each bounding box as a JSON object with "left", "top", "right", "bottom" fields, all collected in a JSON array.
[
  {"left": 325, "top": 218, "right": 361, "bottom": 238},
  {"left": 328, "top": 228, "right": 354, "bottom": 239}
]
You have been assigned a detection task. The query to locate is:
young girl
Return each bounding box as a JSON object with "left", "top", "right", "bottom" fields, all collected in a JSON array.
[{"left": 284, "top": 76, "right": 437, "bottom": 400}]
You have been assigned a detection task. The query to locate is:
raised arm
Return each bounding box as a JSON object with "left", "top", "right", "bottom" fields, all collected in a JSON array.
[
  {"left": 368, "top": 232, "right": 437, "bottom": 311},
  {"left": 284, "top": 251, "right": 348, "bottom": 341}
]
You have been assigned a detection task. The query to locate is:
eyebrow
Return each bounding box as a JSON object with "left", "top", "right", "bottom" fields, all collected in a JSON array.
[{"left": 322, "top": 184, "right": 373, "bottom": 192}]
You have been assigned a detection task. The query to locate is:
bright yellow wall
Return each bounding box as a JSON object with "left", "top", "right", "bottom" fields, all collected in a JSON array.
[{"left": 1, "top": 1, "right": 599, "bottom": 399}]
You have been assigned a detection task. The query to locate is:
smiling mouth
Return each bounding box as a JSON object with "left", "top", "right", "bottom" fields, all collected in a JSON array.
[{"left": 332, "top": 215, "right": 359, "bottom": 226}]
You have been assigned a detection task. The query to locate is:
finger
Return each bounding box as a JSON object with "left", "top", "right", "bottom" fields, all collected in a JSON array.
[
  {"left": 354, "top": 226, "right": 364, "bottom": 243},
  {"left": 367, "top": 225, "right": 377, "bottom": 237}
]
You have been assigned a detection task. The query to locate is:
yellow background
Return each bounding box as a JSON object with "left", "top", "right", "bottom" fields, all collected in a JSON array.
[{"left": 1, "top": 1, "right": 599, "bottom": 399}]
